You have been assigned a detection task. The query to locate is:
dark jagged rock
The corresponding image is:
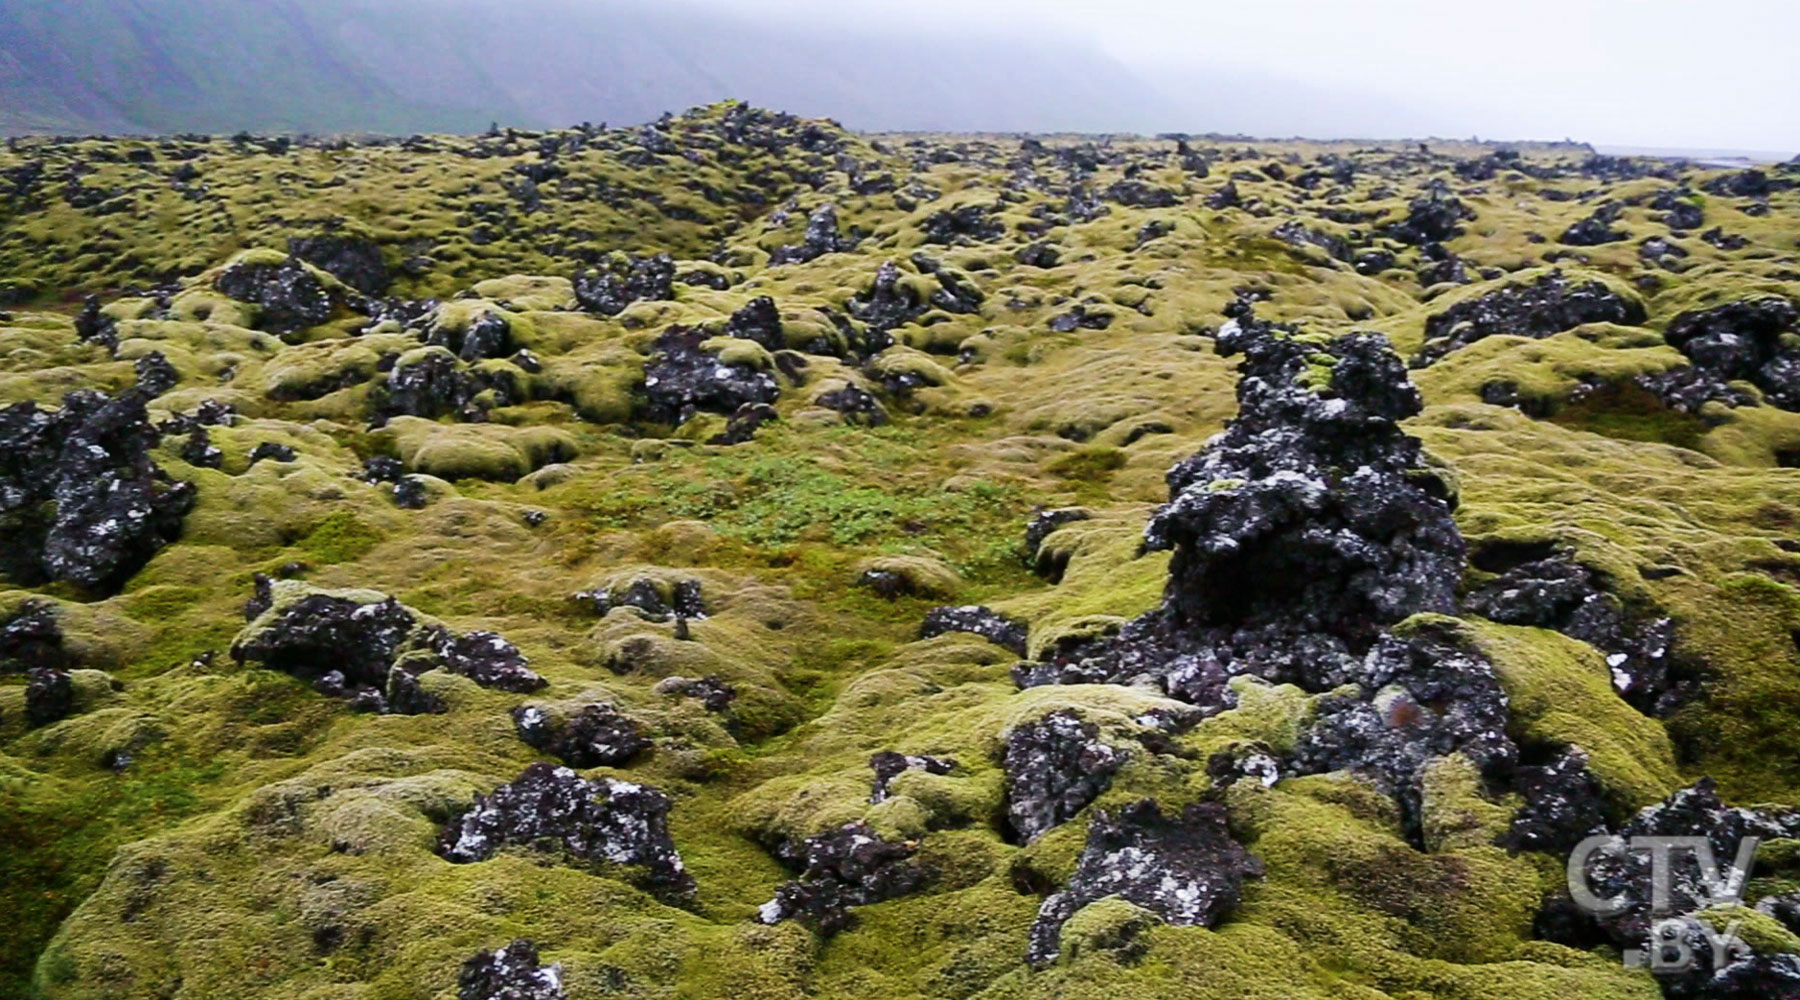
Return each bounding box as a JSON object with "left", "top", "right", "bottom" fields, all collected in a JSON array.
[
  {"left": 1700, "top": 227, "right": 1750, "bottom": 251},
  {"left": 133, "top": 351, "right": 178, "bottom": 397},
  {"left": 1414, "top": 271, "right": 1646, "bottom": 366},
  {"left": 247, "top": 441, "right": 296, "bottom": 465},
  {"left": 288, "top": 234, "right": 390, "bottom": 296},
  {"left": 1272, "top": 220, "right": 1351, "bottom": 262},
  {"left": 1661, "top": 297, "right": 1800, "bottom": 411},
  {"left": 1354, "top": 248, "right": 1397, "bottom": 275},
  {"left": 816, "top": 383, "right": 887, "bottom": 426},
  {"left": 910, "top": 253, "right": 985, "bottom": 314},
  {"left": 1704, "top": 169, "right": 1790, "bottom": 199},
  {"left": 756, "top": 822, "right": 922, "bottom": 934},
  {"left": 513, "top": 702, "right": 650, "bottom": 769},
  {"left": 439, "top": 763, "right": 692, "bottom": 895},
  {"left": 1562, "top": 202, "right": 1628, "bottom": 246},
  {"left": 1654, "top": 189, "right": 1705, "bottom": 231},
  {"left": 1103, "top": 180, "right": 1178, "bottom": 208},
  {"left": 574, "top": 254, "right": 676, "bottom": 316},
  {"left": 458, "top": 940, "right": 564, "bottom": 1000},
  {"left": 919, "top": 605, "right": 1027, "bottom": 656},
  {"left": 180, "top": 427, "right": 223, "bottom": 469},
  {"left": 1048, "top": 305, "right": 1113, "bottom": 332},
  {"left": 1026, "top": 799, "right": 1262, "bottom": 967},
  {"left": 1640, "top": 237, "right": 1689, "bottom": 267},
  {"left": 1381, "top": 188, "right": 1475, "bottom": 245},
  {"left": 574, "top": 577, "right": 705, "bottom": 622},
  {"left": 1466, "top": 553, "right": 1695, "bottom": 715},
  {"left": 639, "top": 327, "right": 779, "bottom": 426},
  {"left": 0, "top": 389, "right": 195, "bottom": 592},
  {"left": 0, "top": 600, "right": 66, "bottom": 673},
  {"left": 724, "top": 296, "right": 783, "bottom": 351},
  {"left": 1417, "top": 241, "right": 1470, "bottom": 286},
  {"left": 74, "top": 294, "right": 117, "bottom": 350},
  {"left": 656, "top": 674, "right": 735, "bottom": 712},
  {"left": 1543, "top": 779, "right": 1800, "bottom": 997},
  {"left": 428, "top": 310, "right": 514, "bottom": 362},
  {"left": 921, "top": 202, "right": 1004, "bottom": 245},
  {"left": 1499, "top": 746, "right": 1608, "bottom": 855},
  {"left": 709, "top": 401, "right": 777, "bottom": 445},
  {"left": 1016, "top": 242, "right": 1061, "bottom": 268},
  {"left": 1205, "top": 180, "right": 1240, "bottom": 209},
  {"left": 383, "top": 349, "right": 522, "bottom": 421},
  {"left": 1003, "top": 709, "right": 1124, "bottom": 843},
  {"left": 231, "top": 585, "right": 544, "bottom": 712},
  {"left": 868, "top": 751, "right": 955, "bottom": 803},
  {"left": 25, "top": 666, "right": 75, "bottom": 727},
  {"left": 360, "top": 455, "right": 403, "bottom": 484},
  {"left": 770, "top": 204, "right": 857, "bottom": 264},
  {"left": 1289, "top": 627, "right": 1515, "bottom": 840},
  {"left": 215, "top": 255, "right": 333, "bottom": 335},
  {"left": 1023, "top": 507, "right": 1091, "bottom": 580},
  {"left": 848, "top": 260, "right": 927, "bottom": 339},
  {"left": 392, "top": 475, "right": 428, "bottom": 509}
]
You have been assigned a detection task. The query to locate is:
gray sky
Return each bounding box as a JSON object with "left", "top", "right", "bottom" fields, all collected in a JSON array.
[{"left": 726, "top": 0, "right": 1800, "bottom": 152}]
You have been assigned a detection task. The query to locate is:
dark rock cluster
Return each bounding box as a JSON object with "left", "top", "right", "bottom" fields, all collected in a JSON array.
[
  {"left": 1, "top": 600, "right": 76, "bottom": 728},
  {"left": 919, "top": 605, "right": 1027, "bottom": 656},
  {"left": 1002, "top": 709, "right": 1123, "bottom": 844},
  {"left": 230, "top": 581, "right": 545, "bottom": 714},
  {"left": 458, "top": 940, "right": 564, "bottom": 1000},
  {"left": 573, "top": 576, "right": 705, "bottom": 622},
  {"left": 574, "top": 254, "right": 675, "bottom": 315},
  {"left": 1658, "top": 297, "right": 1800, "bottom": 412},
  {"left": 214, "top": 255, "right": 334, "bottom": 335},
  {"left": 439, "top": 762, "right": 693, "bottom": 895},
  {"left": 868, "top": 750, "right": 955, "bottom": 803},
  {"left": 1026, "top": 800, "right": 1264, "bottom": 967},
  {"left": 383, "top": 348, "right": 523, "bottom": 421},
  {"left": 639, "top": 327, "right": 779, "bottom": 427},
  {"left": 769, "top": 204, "right": 858, "bottom": 264},
  {"left": 0, "top": 389, "right": 195, "bottom": 593},
  {"left": 288, "top": 234, "right": 390, "bottom": 296},
  {"left": 1413, "top": 270, "right": 1646, "bottom": 366},
  {"left": 756, "top": 822, "right": 923, "bottom": 934},
  {"left": 1561, "top": 201, "right": 1628, "bottom": 245},
  {"left": 513, "top": 702, "right": 650, "bottom": 768},
  {"left": 1541, "top": 779, "right": 1800, "bottom": 1000}
]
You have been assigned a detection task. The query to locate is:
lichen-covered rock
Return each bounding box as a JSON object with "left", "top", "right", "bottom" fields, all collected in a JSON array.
[
  {"left": 288, "top": 233, "right": 390, "bottom": 296},
  {"left": 868, "top": 750, "right": 955, "bottom": 803},
  {"left": 1466, "top": 552, "right": 1695, "bottom": 715},
  {"left": 24, "top": 666, "right": 75, "bottom": 727},
  {"left": 723, "top": 296, "right": 783, "bottom": 351},
  {"left": 921, "top": 202, "right": 1004, "bottom": 244},
  {"left": 1499, "top": 746, "right": 1608, "bottom": 855},
  {"left": 458, "top": 940, "right": 564, "bottom": 1000},
  {"left": 133, "top": 352, "right": 178, "bottom": 397},
  {"left": 1381, "top": 187, "right": 1475, "bottom": 244},
  {"left": 574, "top": 253, "right": 675, "bottom": 316},
  {"left": 215, "top": 254, "right": 334, "bottom": 334},
  {"left": 1003, "top": 709, "right": 1123, "bottom": 843},
  {"left": 574, "top": 575, "right": 705, "bottom": 622},
  {"left": 0, "top": 600, "right": 66, "bottom": 674},
  {"left": 770, "top": 204, "right": 857, "bottom": 264},
  {"left": 639, "top": 326, "right": 779, "bottom": 425},
  {"left": 439, "top": 763, "right": 692, "bottom": 895},
  {"left": 1660, "top": 296, "right": 1800, "bottom": 411},
  {"left": 427, "top": 310, "right": 514, "bottom": 362},
  {"left": 513, "top": 702, "right": 650, "bottom": 768},
  {"left": 654, "top": 674, "right": 735, "bottom": 711},
  {"left": 1561, "top": 202, "right": 1629, "bottom": 245},
  {"left": 919, "top": 605, "right": 1027, "bottom": 656},
  {"left": 246, "top": 441, "right": 296, "bottom": 465},
  {"left": 230, "top": 581, "right": 543, "bottom": 712},
  {"left": 0, "top": 389, "right": 195, "bottom": 593},
  {"left": 1026, "top": 799, "right": 1262, "bottom": 967},
  {"left": 1414, "top": 271, "right": 1646, "bottom": 365},
  {"left": 756, "top": 822, "right": 922, "bottom": 934},
  {"left": 73, "top": 293, "right": 117, "bottom": 350}
]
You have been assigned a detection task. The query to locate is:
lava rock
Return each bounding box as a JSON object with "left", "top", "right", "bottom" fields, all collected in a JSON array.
[
  {"left": 1016, "top": 242, "right": 1061, "bottom": 268},
  {"left": 724, "top": 296, "right": 783, "bottom": 351},
  {"left": 921, "top": 202, "right": 1004, "bottom": 245},
  {"left": 1662, "top": 296, "right": 1800, "bottom": 411},
  {"left": 247, "top": 441, "right": 296, "bottom": 465},
  {"left": 1414, "top": 271, "right": 1646, "bottom": 366},
  {"left": 215, "top": 255, "right": 333, "bottom": 334},
  {"left": 1003, "top": 709, "right": 1124, "bottom": 843},
  {"left": 868, "top": 751, "right": 956, "bottom": 803},
  {"left": 919, "top": 605, "right": 1027, "bottom": 656},
  {"left": 1048, "top": 305, "right": 1113, "bottom": 332},
  {"left": 1499, "top": 746, "right": 1608, "bottom": 855},
  {"left": 360, "top": 456, "right": 404, "bottom": 484},
  {"left": 392, "top": 475, "right": 428, "bottom": 509},
  {"left": 180, "top": 427, "right": 223, "bottom": 468},
  {"left": 574, "top": 577, "right": 705, "bottom": 622},
  {"left": 428, "top": 310, "right": 514, "bottom": 363},
  {"left": 1654, "top": 189, "right": 1705, "bottom": 231},
  {"left": 655, "top": 674, "right": 735, "bottom": 712},
  {"left": 24, "top": 666, "right": 75, "bottom": 727},
  {"left": 574, "top": 254, "right": 675, "bottom": 316},
  {"left": 816, "top": 383, "right": 887, "bottom": 426},
  {"left": 73, "top": 294, "right": 117, "bottom": 351},
  {"left": 458, "top": 940, "right": 564, "bottom": 1000},
  {"left": 848, "top": 260, "right": 926, "bottom": 339},
  {"left": 421, "top": 625, "right": 547, "bottom": 693},
  {"left": 770, "top": 204, "right": 858, "bottom": 264},
  {"left": 384, "top": 349, "right": 520, "bottom": 421},
  {"left": 0, "top": 389, "right": 196, "bottom": 593},
  {"left": 133, "top": 352, "right": 179, "bottom": 397},
  {"left": 439, "top": 763, "right": 693, "bottom": 895},
  {"left": 0, "top": 600, "right": 66, "bottom": 673},
  {"left": 1026, "top": 799, "right": 1262, "bottom": 966},
  {"left": 639, "top": 326, "right": 779, "bottom": 426},
  {"left": 1381, "top": 188, "right": 1475, "bottom": 245},
  {"left": 513, "top": 702, "right": 650, "bottom": 768},
  {"left": 286, "top": 234, "right": 388, "bottom": 296},
  {"left": 1561, "top": 202, "right": 1629, "bottom": 245},
  {"left": 756, "top": 822, "right": 923, "bottom": 934}
]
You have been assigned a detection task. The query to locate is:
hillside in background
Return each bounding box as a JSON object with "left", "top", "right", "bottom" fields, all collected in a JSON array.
[{"left": 0, "top": 0, "right": 1183, "bottom": 136}]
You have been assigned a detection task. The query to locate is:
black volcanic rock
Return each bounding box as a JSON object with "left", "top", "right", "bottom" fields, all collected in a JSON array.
[
  {"left": 640, "top": 326, "right": 779, "bottom": 426},
  {"left": 574, "top": 254, "right": 676, "bottom": 316},
  {"left": 513, "top": 702, "right": 650, "bottom": 768},
  {"left": 1026, "top": 799, "right": 1262, "bottom": 966},
  {"left": 920, "top": 605, "right": 1027, "bottom": 656},
  {"left": 215, "top": 255, "right": 334, "bottom": 334},
  {"left": 757, "top": 822, "right": 923, "bottom": 934},
  {"left": 1003, "top": 709, "right": 1123, "bottom": 843},
  {"left": 459, "top": 940, "right": 564, "bottom": 1000},
  {"left": 288, "top": 234, "right": 390, "bottom": 295},
  {"left": 1414, "top": 271, "right": 1645, "bottom": 365},
  {"left": 439, "top": 762, "right": 692, "bottom": 895}
]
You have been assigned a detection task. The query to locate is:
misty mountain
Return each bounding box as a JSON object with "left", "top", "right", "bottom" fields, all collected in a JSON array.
[{"left": 0, "top": 0, "right": 1192, "bottom": 136}]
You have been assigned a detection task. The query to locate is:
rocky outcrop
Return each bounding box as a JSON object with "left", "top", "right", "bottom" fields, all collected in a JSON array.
[
  {"left": 868, "top": 751, "right": 955, "bottom": 803},
  {"left": 513, "top": 702, "right": 650, "bottom": 768},
  {"left": 757, "top": 822, "right": 922, "bottom": 933},
  {"left": 215, "top": 255, "right": 334, "bottom": 334},
  {"left": 770, "top": 204, "right": 857, "bottom": 265},
  {"left": 1660, "top": 297, "right": 1800, "bottom": 412},
  {"left": 1003, "top": 709, "right": 1123, "bottom": 843},
  {"left": 288, "top": 234, "right": 390, "bottom": 296},
  {"left": 458, "top": 940, "right": 564, "bottom": 1000},
  {"left": 574, "top": 254, "right": 676, "bottom": 316},
  {"left": 439, "top": 763, "right": 692, "bottom": 896},
  {"left": 1026, "top": 799, "right": 1262, "bottom": 966},
  {"left": 1414, "top": 271, "right": 1646, "bottom": 365},
  {"left": 919, "top": 605, "right": 1027, "bottom": 656},
  {"left": 639, "top": 327, "right": 779, "bottom": 426},
  {"left": 0, "top": 389, "right": 194, "bottom": 593}
]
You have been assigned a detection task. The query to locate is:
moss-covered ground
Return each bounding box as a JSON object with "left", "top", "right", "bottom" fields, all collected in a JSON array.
[{"left": 3, "top": 103, "right": 1800, "bottom": 998}]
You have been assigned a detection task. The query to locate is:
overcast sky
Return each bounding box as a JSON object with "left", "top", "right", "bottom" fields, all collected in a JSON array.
[{"left": 713, "top": 0, "right": 1800, "bottom": 152}]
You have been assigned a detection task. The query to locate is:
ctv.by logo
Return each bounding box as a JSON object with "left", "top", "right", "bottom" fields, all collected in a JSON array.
[{"left": 1568, "top": 835, "right": 1761, "bottom": 974}]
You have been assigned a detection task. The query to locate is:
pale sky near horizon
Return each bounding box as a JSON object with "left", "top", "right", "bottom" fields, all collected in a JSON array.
[{"left": 708, "top": 0, "right": 1800, "bottom": 152}]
